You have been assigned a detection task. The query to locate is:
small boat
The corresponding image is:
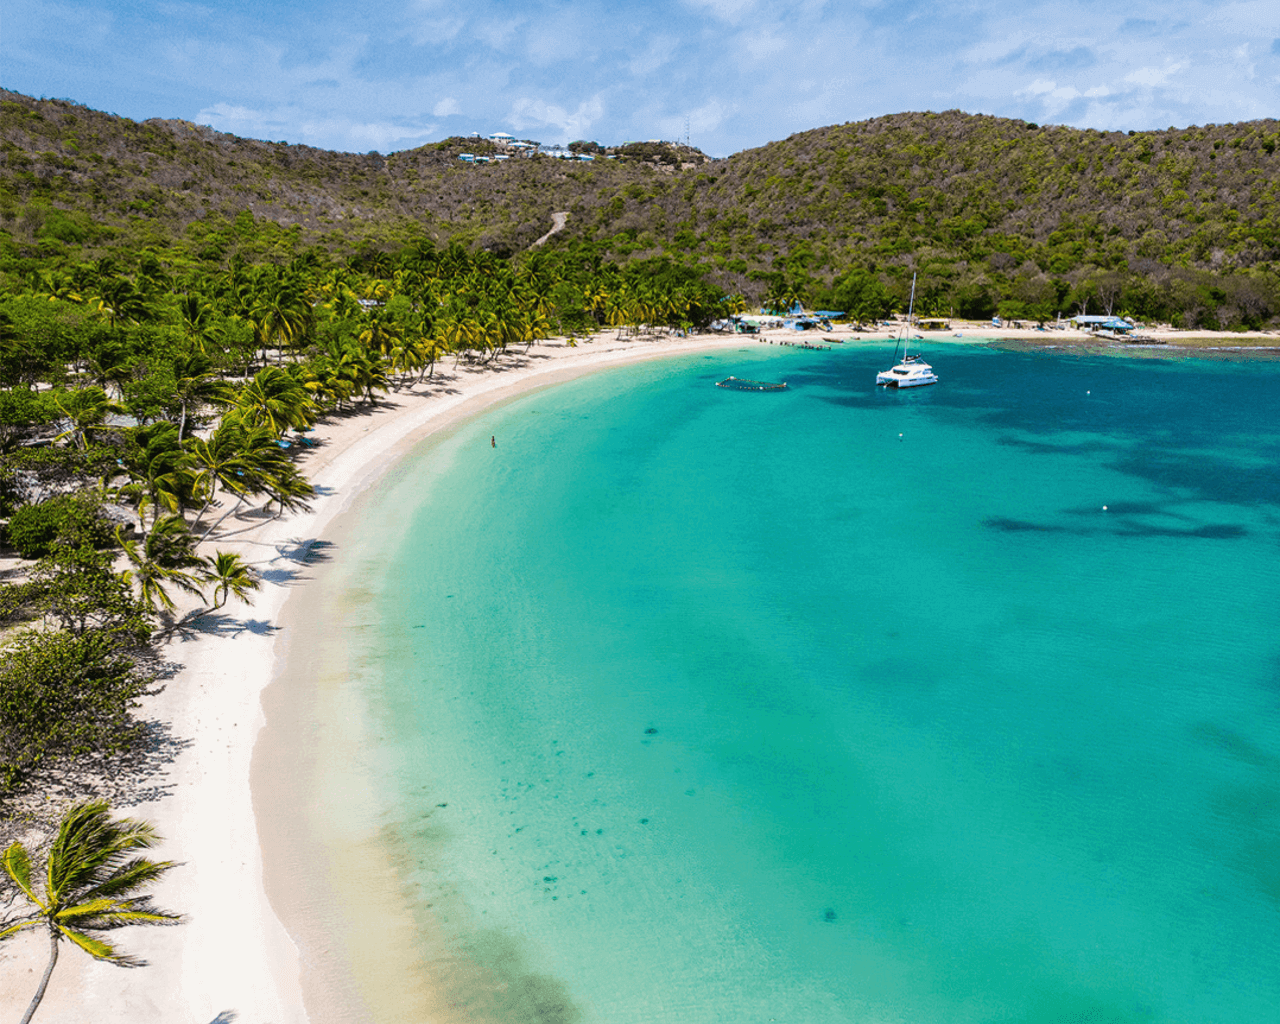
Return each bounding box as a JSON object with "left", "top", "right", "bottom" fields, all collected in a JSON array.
[
  {"left": 716, "top": 376, "right": 788, "bottom": 391},
  {"left": 876, "top": 273, "right": 939, "bottom": 388}
]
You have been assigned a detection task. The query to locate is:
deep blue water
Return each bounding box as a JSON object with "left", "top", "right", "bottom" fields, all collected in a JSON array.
[{"left": 327, "top": 343, "right": 1280, "bottom": 1023}]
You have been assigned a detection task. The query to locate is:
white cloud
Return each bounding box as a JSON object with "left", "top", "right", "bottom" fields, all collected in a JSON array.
[
  {"left": 8, "top": 0, "right": 1280, "bottom": 160},
  {"left": 627, "top": 35, "right": 679, "bottom": 77},
  {"left": 406, "top": 17, "right": 467, "bottom": 45},
  {"left": 508, "top": 95, "right": 605, "bottom": 142},
  {"left": 198, "top": 102, "right": 435, "bottom": 151},
  {"left": 1013, "top": 77, "right": 1112, "bottom": 118},
  {"left": 737, "top": 30, "right": 787, "bottom": 60},
  {"left": 197, "top": 102, "right": 288, "bottom": 139},
  {"left": 689, "top": 98, "right": 730, "bottom": 134},
  {"left": 681, "top": 0, "right": 757, "bottom": 23},
  {"left": 474, "top": 16, "right": 522, "bottom": 49},
  {"left": 654, "top": 98, "right": 732, "bottom": 142},
  {"left": 1125, "top": 62, "right": 1188, "bottom": 87}
]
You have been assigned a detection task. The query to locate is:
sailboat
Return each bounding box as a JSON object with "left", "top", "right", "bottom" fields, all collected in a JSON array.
[{"left": 876, "top": 273, "right": 939, "bottom": 388}]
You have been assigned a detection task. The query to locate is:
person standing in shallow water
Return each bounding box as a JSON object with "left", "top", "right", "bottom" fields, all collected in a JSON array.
[{"left": 491, "top": 436, "right": 495, "bottom": 448}]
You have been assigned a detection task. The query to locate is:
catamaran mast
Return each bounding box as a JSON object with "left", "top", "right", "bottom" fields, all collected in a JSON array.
[{"left": 892, "top": 272, "right": 918, "bottom": 365}]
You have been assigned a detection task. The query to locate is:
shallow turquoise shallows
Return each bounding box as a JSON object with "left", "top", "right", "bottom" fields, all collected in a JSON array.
[{"left": 333, "top": 343, "right": 1280, "bottom": 1023}]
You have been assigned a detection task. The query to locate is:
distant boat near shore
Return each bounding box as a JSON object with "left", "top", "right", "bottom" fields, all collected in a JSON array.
[{"left": 716, "top": 376, "right": 788, "bottom": 391}]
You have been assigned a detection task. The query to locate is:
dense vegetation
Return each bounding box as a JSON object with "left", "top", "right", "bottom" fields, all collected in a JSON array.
[
  {"left": 0, "top": 231, "right": 734, "bottom": 809},
  {"left": 0, "top": 84, "right": 1278, "bottom": 814},
  {"left": 5, "top": 85, "right": 1275, "bottom": 1005},
  {"left": 3, "top": 91, "right": 1279, "bottom": 328}
]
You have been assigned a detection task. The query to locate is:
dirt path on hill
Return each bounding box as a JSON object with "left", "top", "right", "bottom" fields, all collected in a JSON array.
[{"left": 530, "top": 211, "right": 569, "bottom": 247}]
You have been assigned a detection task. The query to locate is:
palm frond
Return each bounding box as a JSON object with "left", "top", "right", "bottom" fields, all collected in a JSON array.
[
  {"left": 0, "top": 917, "right": 43, "bottom": 941},
  {"left": 84, "top": 858, "right": 175, "bottom": 900},
  {"left": 2, "top": 842, "right": 42, "bottom": 908},
  {"left": 59, "top": 926, "right": 127, "bottom": 963}
]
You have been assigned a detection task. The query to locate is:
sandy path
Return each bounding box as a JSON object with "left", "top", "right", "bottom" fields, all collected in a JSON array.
[{"left": 530, "top": 211, "right": 569, "bottom": 248}]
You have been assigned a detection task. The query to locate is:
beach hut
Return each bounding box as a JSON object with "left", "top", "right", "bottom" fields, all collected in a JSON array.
[{"left": 1071, "top": 315, "right": 1135, "bottom": 334}]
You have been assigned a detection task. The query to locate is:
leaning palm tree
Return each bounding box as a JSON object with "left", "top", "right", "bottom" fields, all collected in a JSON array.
[
  {"left": 114, "top": 422, "right": 198, "bottom": 532},
  {"left": 203, "top": 551, "right": 260, "bottom": 610},
  {"left": 188, "top": 421, "right": 314, "bottom": 538},
  {"left": 170, "top": 354, "right": 237, "bottom": 442},
  {"left": 0, "top": 800, "right": 180, "bottom": 1024},
  {"left": 228, "top": 366, "right": 315, "bottom": 436},
  {"left": 116, "top": 515, "right": 207, "bottom": 615}
]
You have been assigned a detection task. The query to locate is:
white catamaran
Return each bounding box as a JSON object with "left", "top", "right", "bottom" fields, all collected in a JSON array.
[{"left": 876, "top": 273, "right": 939, "bottom": 388}]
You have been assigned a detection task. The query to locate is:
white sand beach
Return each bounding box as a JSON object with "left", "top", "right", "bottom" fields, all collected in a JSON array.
[
  {"left": 0, "top": 331, "right": 752, "bottom": 1024},
  {"left": 2, "top": 320, "right": 1274, "bottom": 1023}
]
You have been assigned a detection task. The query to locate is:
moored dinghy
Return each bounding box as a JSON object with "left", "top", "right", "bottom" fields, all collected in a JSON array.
[{"left": 716, "top": 376, "right": 788, "bottom": 391}]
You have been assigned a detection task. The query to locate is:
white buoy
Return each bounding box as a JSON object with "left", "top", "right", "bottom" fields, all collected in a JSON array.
[{"left": 1103, "top": 505, "right": 1108, "bottom": 511}]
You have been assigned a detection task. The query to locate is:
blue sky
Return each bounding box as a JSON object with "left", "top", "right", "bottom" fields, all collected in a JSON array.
[{"left": 3, "top": 0, "right": 1279, "bottom": 156}]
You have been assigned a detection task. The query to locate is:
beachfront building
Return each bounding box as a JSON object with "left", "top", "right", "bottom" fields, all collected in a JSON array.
[{"left": 1071, "top": 314, "right": 1135, "bottom": 335}]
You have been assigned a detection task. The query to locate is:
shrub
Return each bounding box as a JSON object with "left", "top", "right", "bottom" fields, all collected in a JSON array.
[
  {"left": 0, "top": 628, "right": 152, "bottom": 790},
  {"left": 5, "top": 493, "right": 115, "bottom": 559}
]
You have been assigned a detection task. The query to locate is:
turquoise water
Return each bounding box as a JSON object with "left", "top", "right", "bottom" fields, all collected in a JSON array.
[{"left": 334, "top": 344, "right": 1280, "bottom": 1023}]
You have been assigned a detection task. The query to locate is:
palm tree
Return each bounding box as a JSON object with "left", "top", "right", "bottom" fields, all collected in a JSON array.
[
  {"left": 249, "top": 278, "right": 311, "bottom": 366},
  {"left": 175, "top": 294, "right": 221, "bottom": 356},
  {"left": 356, "top": 305, "right": 402, "bottom": 360},
  {"left": 116, "top": 514, "right": 206, "bottom": 615},
  {"left": 202, "top": 551, "right": 260, "bottom": 610},
  {"left": 230, "top": 366, "right": 315, "bottom": 436},
  {"left": 171, "top": 354, "right": 236, "bottom": 442},
  {"left": 52, "top": 387, "right": 123, "bottom": 451},
  {"left": 35, "top": 270, "right": 82, "bottom": 303},
  {"left": 0, "top": 800, "right": 180, "bottom": 1024},
  {"left": 116, "top": 422, "right": 198, "bottom": 529},
  {"left": 89, "top": 276, "right": 154, "bottom": 328},
  {"left": 188, "top": 421, "right": 314, "bottom": 538},
  {"left": 412, "top": 334, "right": 446, "bottom": 383}
]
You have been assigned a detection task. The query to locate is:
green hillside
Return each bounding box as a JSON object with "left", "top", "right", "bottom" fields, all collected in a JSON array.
[{"left": 2, "top": 90, "right": 1279, "bottom": 327}]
